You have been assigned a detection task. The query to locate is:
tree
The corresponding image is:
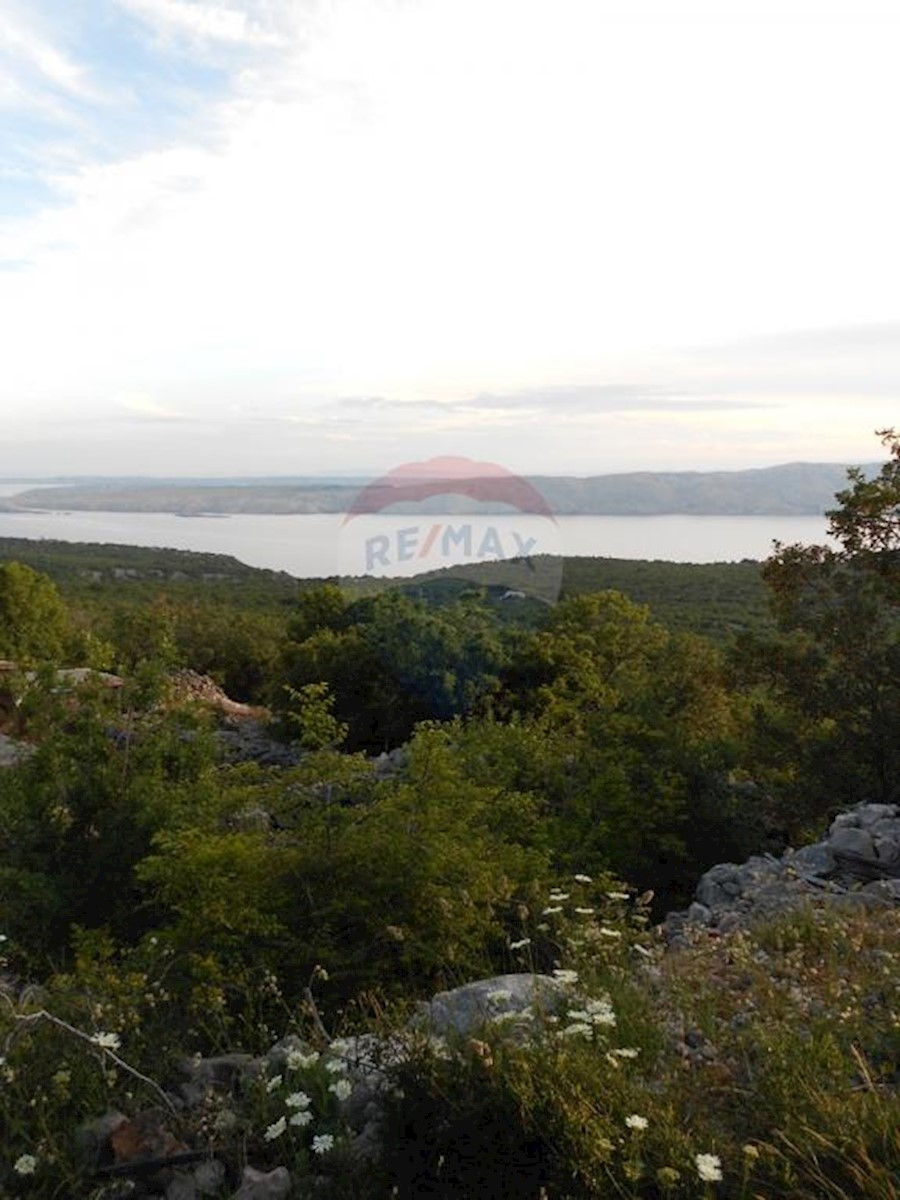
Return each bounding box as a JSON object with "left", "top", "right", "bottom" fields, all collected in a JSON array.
[
  {"left": 0, "top": 561, "right": 69, "bottom": 663},
  {"left": 736, "top": 429, "right": 900, "bottom": 815}
]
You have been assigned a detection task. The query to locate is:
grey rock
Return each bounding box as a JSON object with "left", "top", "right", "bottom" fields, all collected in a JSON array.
[
  {"left": 830, "top": 827, "right": 876, "bottom": 860},
  {"left": 686, "top": 902, "right": 711, "bottom": 925},
  {"left": 177, "top": 1053, "right": 262, "bottom": 1107},
  {"left": 233, "top": 1166, "right": 291, "bottom": 1200},
  {"left": 166, "top": 1172, "right": 197, "bottom": 1200},
  {"left": 790, "top": 842, "right": 836, "bottom": 878},
  {"left": 194, "top": 1159, "right": 227, "bottom": 1196},
  {"left": 411, "top": 973, "right": 567, "bottom": 1037},
  {"left": 854, "top": 804, "right": 899, "bottom": 827}
]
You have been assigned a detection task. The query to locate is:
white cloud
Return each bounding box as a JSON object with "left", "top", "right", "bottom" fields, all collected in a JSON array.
[
  {"left": 0, "top": 12, "right": 95, "bottom": 98},
  {"left": 1, "top": 0, "right": 899, "bottom": 475},
  {"left": 117, "top": 0, "right": 288, "bottom": 47}
]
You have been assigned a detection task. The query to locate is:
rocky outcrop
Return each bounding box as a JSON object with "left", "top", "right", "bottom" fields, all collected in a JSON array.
[{"left": 664, "top": 802, "right": 900, "bottom": 941}]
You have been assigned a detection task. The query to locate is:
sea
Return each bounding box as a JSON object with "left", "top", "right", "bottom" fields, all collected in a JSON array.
[{"left": 0, "top": 483, "right": 836, "bottom": 577}]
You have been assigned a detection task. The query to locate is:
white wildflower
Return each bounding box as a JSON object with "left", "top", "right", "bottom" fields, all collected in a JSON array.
[
  {"left": 266, "top": 1074, "right": 283, "bottom": 1093},
  {"left": 695, "top": 1153, "right": 723, "bottom": 1183},
  {"left": 325, "top": 1057, "right": 348, "bottom": 1074},
  {"left": 542, "top": 906, "right": 563, "bottom": 915},
  {"left": 486, "top": 988, "right": 512, "bottom": 1003},
  {"left": 599, "top": 927, "right": 622, "bottom": 939},
  {"left": 14, "top": 1155, "right": 37, "bottom": 1176},
  {"left": 612, "top": 1047, "right": 639, "bottom": 1059},
  {"left": 286, "top": 1048, "right": 319, "bottom": 1070},
  {"left": 312, "top": 1133, "right": 335, "bottom": 1155},
  {"left": 90, "top": 1032, "right": 121, "bottom": 1051},
  {"left": 329, "top": 1078, "right": 353, "bottom": 1101},
  {"left": 509, "top": 937, "right": 531, "bottom": 950},
  {"left": 607, "top": 891, "right": 630, "bottom": 901},
  {"left": 548, "top": 891, "right": 570, "bottom": 901},
  {"left": 625, "top": 1114, "right": 648, "bottom": 1131},
  {"left": 552, "top": 968, "right": 579, "bottom": 984},
  {"left": 289, "top": 1109, "right": 313, "bottom": 1127},
  {"left": 574, "top": 907, "right": 595, "bottom": 915},
  {"left": 286, "top": 1091, "right": 311, "bottom": 1110},
  {"left": 574, "top": 874, "right": 593, "bottom": 884},
  {"left": 560, "top": 1022, "right": 592, "bottom": 1039},
  {"left": 264, "top": 1116, "right": 286, "bottom": 1141}
]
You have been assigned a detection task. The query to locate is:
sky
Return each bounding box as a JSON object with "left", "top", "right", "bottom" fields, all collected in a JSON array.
[{"left": 0, "top": 0, "right": 897, "bottom": 478}]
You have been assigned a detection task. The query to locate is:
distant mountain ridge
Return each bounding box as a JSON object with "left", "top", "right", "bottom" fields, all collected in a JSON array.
[{"left": 0, "top": 461, "right": 882, "bottom": 516}]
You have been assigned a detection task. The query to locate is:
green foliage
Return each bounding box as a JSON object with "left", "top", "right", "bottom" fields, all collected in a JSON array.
[
  {"left": 0, "top": 561, "right": 69, "bottom": 663},
  {"left": 733, "top": 429, "right": 900, "bottom": 820}
]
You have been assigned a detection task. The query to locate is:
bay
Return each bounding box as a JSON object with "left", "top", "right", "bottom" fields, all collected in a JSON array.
[{"left": 0, "top": 505, "right": 836, "bottom": 577}]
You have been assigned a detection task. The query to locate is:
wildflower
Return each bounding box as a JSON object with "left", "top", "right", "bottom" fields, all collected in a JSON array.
[
  {"left": 742, "top": 1144, "right": 759, "bottom": 1161},
  {"left": 574, "top": 906, "right": 595, "bottom": 915},
  {"left": 325, "top": 1057, "right": 348, "bottom": 1074},
  {"left": 312, "top": 1133, "right": 335, "bottom": 1155},
  {"left": 0, "top": 933, "right": 7, "bottom": 942},
  {"left": 607, "top": 891, "right": 630, "bottom": 901},
  {"left": 548, "top": 891, "right": 570, "bottom": 901},
  {"left": 552, "top": 968, "right": 579, "bottom": 984},
  {"left": 329, "top": 1078, "right": 353, "bottom": 1101},
  {"left": 542, "top": 906, "right": 563, "bottom": 915},
  {"left": 695, "top": 1153, "right": 723, "bottom": 1183},
  {"left": 90, "top": 1032, "right": 121, "bottom": 1051},
  {"left": 266, "top": 1074, "right": 283, "bottom": 1093},
  {"left": 286, "top": 1048, "right": 319, "bottom": 1070},
  {"left": 264, "top": 1116, "right": 286, "bottom": 1141},
  {"left": 509, "top": 937, "right": 531, "bottom": 950},
  {"left": 289, "top": 1109, "right": 313, "bottom": 1127},
  {"left": 286, "top": 1091, "right": 311, "bottom": 1109},
  {"left": 560, "top": 1022, "right": 592, "bottom": 1039},
  {"left": 574, "top": 873, "right": 593, "bottom": 884},
  {"left": 486, "top": 988, "right": 512, "bottom": 1003},
  {"left": 14, "top": 1155, "right": 37, "bottom": 1176},
  {"left": 313, "top": 964, "right": 329, "bottom": 981},
  {"left": 611, "top": 1047, "right": 639, "bottom": 1059},
  {"left": 625, "top": 1114, "right": 648, "bottom": 1131},
  {"left": 656, "top": 1167, "right": 680, "bottom": 1188},
  {"left": 599, "top": 927, "right": 622, "bottom": 939}
]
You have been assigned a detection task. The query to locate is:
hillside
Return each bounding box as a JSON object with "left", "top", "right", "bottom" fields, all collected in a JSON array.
[{"left": 1, "top": 460, "right": 882, "bottom": 516}]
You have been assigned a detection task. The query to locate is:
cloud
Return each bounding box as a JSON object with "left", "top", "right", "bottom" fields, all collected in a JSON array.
[
  {"left": 116, "top": 393, "right": 188, "bottom": 420},
  {"left": 469, "top": 386, "right": 777, "bottom": 414},
  {"left": 0, "top": 11, "right": 96, "bottom": 99},
  {"left": 116, "top": 0, "right": 288, "bottom": 48}
]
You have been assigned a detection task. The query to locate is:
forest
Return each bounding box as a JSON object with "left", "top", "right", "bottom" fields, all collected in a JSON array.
[{"left": 0, "top": 431, "right": 898, "bottom": 1198}]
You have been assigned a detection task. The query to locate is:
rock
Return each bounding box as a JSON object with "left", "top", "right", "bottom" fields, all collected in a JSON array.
[
  {"left": 232, "top": 1166, "right": 291, "bottom": 1200},
  {"left": 664, "top": 801, "right": 900, "bottom": 939},
  {"left": 166, "top": 1171, "right": 197, "bottom": 1200},
  {"left": 194, "top": 1159, "right": 227, "bottom": 1196},
  {"left": 789, "top": 842, "right": 836, "bottom": 878},
  {"left": 686, "top": 902, "right": 711, "bottom": 925},
  {"left": 830, "top": 827, "right": 876, "bottom": 860},
  {"left": 176, "top": 1053, "right": 262, "bottom": 1108},
  {"left": 412, "top": 973, "right": 567, "bottom": 1037}
]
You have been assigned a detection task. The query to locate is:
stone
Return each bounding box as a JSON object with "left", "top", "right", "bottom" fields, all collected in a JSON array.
[
  {"left": 411, "top": 973, "right": 567, "bottom": 1038},
  {"left": 686, "top": 902, "right": 711, "bottom": 925},
  {"left": 232, "top": 1166, "right": 291, "bottom": 1200},
  {"left": 194, "top": 1159, "right": 227, "bottom": 1195},
  {"left": 789, "top": 842, "right": 836, "bottom": 878},
  {"left": 166, "top": 1172, "right": 197, "bottom": 1200},
  {"left": 830, "top": 827, "right": 876, "bottom": 860}
]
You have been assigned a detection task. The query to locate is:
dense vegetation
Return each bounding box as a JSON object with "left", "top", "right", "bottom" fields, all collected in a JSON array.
[{"left": 0, "top": 431, "right": 897, "bottom": 1197}]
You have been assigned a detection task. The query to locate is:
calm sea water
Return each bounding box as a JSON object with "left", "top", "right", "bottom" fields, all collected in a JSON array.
[{"left": 0, "top": 495, "right": 836, "bottom": 577}]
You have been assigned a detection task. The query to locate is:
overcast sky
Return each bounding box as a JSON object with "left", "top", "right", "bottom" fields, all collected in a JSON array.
[{"left": 0, "top": 0, "right": 897, "bottom": 477}]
